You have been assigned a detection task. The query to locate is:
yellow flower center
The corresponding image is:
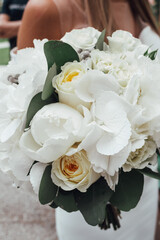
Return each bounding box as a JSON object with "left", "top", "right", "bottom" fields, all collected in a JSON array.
[
  {"left": 62, "top": 71, "right": 79, "bottom": 83},
  {"left": 61, "top": 156, "right": 79, "bottom": 177}
]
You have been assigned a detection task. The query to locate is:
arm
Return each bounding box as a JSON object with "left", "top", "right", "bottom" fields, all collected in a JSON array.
[
  {"left": 0, "top": 14, "right": 21, "bottom": 38},
  {"left": 17, "top": 0, "right": 61, "bottom": 49}
]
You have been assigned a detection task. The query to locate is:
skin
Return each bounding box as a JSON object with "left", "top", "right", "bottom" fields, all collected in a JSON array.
[
  {"left": 0, "top": 14, "right": 21, "bottom": 39},
  {"left": 17, "top": 0, "right": 61, "bottom": 49},
  {"left": 17, "top": 0, "right": 144, "bottom": 49}
]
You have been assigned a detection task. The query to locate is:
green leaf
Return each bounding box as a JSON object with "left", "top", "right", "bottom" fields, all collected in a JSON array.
[
  {"left": 75, "top": 178, "right": 113, "bottom": 226},
  {"left": 95, "top": 29, "right": 106, "bottom": 51},
  {"left": 41, "top": 63, "right": 57, "bottom": 100},
  {"left": 50, "top": 201, "right": 58, "bottom": 209},
  {"left": 42, "top": 41, "right": 79, "bottom": 100},
  {"left": 54, "top": 188, "right": 78, "bottom": 213},
  {"left": 144, "top": 47, "right": 158, "bottom": 60},
  {"left": 110, "top": 170, "right": 144, "bottom": 212},
  {"left": 138, "top": 167, "right": 160, "bottom": 180},
  {"left": 39, "top": 165, "right": 58, "bottom": 205},
  {"left": 44, "top": 40, "right": 79, "bottom": 71},
  {"left": 148, "top": 49, "right": 158, "bottom": 60},
  {"left": 25, "top": 92, "right": 57, "bottom": 128},
  {"left": 144, "top": 47, "right": 150, "bottom": 57}
]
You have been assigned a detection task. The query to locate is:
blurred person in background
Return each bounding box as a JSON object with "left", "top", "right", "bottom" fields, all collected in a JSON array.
[
  {"left": 0, "top": 0, "right": 28, "bottom": 49},
  {"left": 18, "top": 0, "right": 160, "bottom": 49}
]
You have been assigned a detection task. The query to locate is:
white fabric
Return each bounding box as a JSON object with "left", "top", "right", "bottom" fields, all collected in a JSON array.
[
  {"left": 56, "top": 177, "right": 158, "bottom": 240},
  {"left": 56, "top": 27, "right": 160, "bottom": 240}
]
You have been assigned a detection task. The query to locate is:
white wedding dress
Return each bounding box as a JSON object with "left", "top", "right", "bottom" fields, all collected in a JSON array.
[{"left": 54, "top": 1, "right": 160, "bottom": 240}]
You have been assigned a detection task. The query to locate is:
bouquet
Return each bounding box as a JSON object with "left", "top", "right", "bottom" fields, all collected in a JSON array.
[{"left": 0, "top": 27, "right": 160, "bottom": 230}]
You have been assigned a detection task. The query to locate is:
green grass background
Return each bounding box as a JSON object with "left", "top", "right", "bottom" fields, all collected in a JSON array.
[{"left": 0, "top": 39, "right": 10, "bottom": 65}]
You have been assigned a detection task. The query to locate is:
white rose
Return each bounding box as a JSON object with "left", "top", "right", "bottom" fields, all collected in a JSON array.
[
  {"left": 107, "top": 30, "right": 141, "bottom": 53},
  {"left": 20, "top": 103, "right": 86, "bottom": 163},
  {"left": 123, "top": 139, "right": 157, "bottom": 171},
  {"left": 53, "top": 61, "right": 90, "bottom": 110},
  {"left": 61, "top": 27, "right": 101, "bottom": 51},
  {"left": 51, "top": 148, "right": 99, "bottom": 192}
]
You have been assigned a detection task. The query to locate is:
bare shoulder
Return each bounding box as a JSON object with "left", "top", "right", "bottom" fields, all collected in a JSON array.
[
  {"left": 25, "top": 0, "right": 58, "bottom": 18},
  {"left": 17, "top": 0, "right": 61, "bottom": 49}
]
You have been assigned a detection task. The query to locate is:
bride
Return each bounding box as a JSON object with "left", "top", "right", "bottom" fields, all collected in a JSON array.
[{"left": 17, "top": 0, "right": 160, "bottom": 239}]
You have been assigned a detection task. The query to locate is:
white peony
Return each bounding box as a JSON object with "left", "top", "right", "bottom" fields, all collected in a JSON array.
[
  {"left": 107, "top": 30, "right": 141, "bottom": 53},
  {"left": 51, "top": 147, "right": 99, "bottom": 192},
  {"left": 61, "top": 27, "right": 101, "bottom": 51},
  {"left": 20, "top": 103, "right": 88, "bottom": 163}
]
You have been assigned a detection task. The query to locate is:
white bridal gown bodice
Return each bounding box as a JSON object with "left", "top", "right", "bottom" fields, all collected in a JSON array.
[
  {"left": 54, "top": 1, "right": 160, "bottom": 240},
  {"left": 55, "top": 26, "right": 160, "bottom": 240}
]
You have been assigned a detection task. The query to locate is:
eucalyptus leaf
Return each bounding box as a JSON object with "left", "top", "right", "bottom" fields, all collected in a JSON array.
[
  {"left": 75, "top": 178, "right": 113, "bottom": 226},
  {"left": 95, "top": 29, "right": 106, "bottom": 51},
  {"left": 54, "top": 188, "right": 78, "bottom": 212},
  {"left": 138, "top": 167, "right": 160, "bottom": 180},
  {"left": 144, "top": 47, "right": 150, "bottom": 57},
  {"left": 50, "top": 201, "right": 58, "bottom": 209},
  {"left": 39, "top": 165, "right": 58, "bottom": 205},
  {"left": 144, "top": 47, "right": 158, "bottom": 60},
  {"left": 148, "top": 49, "right": 158, "bottom": 60},
  {"left": 41, "top": 63, "right": 57, "bottom": 100},
  {"left": 25, "top": 92, "right": 57, "bottom": 128},
  {"left": 110, "top": 170, "right": 144, "bottom": 212},
  {"left": 44, "top": 40, "right": 79, "bottom": 71}
]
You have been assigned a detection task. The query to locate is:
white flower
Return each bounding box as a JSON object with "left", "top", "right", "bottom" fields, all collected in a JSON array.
[
  {"left": 0, "top": 81, "right": 37, "bottom": 174},
  {"left": 91, "top": 49, "right": 136, "bottom": 87},
  {"left": 123, "top": 139, "right": 157, "bottom": 171},
  {"left": 51, "top": 148, "right": 99, "bottom": 192},
  {"left": 1, "top": 39, "right": 47, "bottom": 89},
  {"left": 93, "top": 91, "right": 131, "bottom": 156},
  {"left": 53, "top": 61, "right": 87, "bottom": 94},
  {"left": 124, "top": 56, "right": 160, "bottom": 138},
  {"left": 61, "top": 27, "right": 101, "bottom": 51},
  {"left": 78, "top": 123, "right": 130, "bottom": 189},
  {"left": 107, "top": 30, "right": 141, "bottom": 53},
  {"left": 53, "top": 61, "right": 90, "bottom": 110},
  {"left": 30, "top": 162, "right": 47, "bottom": 194},
  {"left": 0, "top": 39, "right": 49, "bottom": 178},
  {"left": 75, "top": 70, "right": 120, "bottom": 103},
  {"left": 20, "top": 103, "right": 87, "bottom": 163},
  {"left": 77, "top": 91, "right": 132, "bottom": 183}
]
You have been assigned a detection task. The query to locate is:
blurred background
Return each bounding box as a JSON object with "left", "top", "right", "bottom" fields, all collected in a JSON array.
[{"left": 0, "top": 0, "right": 160, "bottom": 66}]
